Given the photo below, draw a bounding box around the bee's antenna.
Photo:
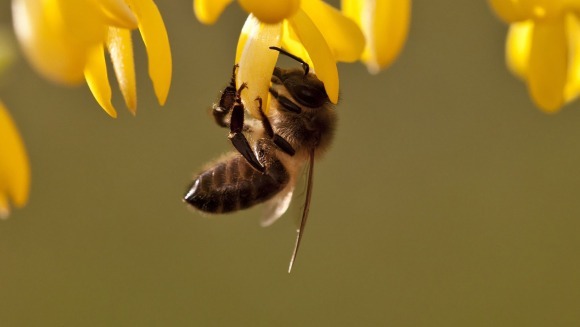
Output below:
[269,46,309,77]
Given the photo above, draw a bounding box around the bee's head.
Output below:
[268,46,330,109]
[272,67,329,109]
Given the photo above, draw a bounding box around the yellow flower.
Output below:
[489,0,580,113]
[342,0,411,74]
[12,0,172,117]
[0,101,30,219]
[194,0,365,117]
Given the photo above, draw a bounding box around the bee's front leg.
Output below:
[255,97,295,156]
[228,84,265,173]
[213,64,239,128]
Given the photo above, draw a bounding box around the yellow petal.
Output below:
[0,101,31,218]
[235,13,253,63]
[127,0,172,106]
[288,9,339,103]
[528,18,567,112]
[518,0,565,20]
[194,0,233,25]
[12,0,105,84]
[0,194,10,219]
[93,0,139,29]
[107,27,137,114]
[236,15,282,117]
[489,0,568,22]
[343,0,411,73]
[281,20,313,67]
[300,0,364,63]
[237,0,300,24]
[506,20,533,79]
[488,0,527,22]
[565,13,580,101]
[56,0,110,45]
[84,44,117,117]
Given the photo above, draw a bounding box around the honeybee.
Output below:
[183,47,337,272]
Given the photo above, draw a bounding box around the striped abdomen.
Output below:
[184,154,289,214]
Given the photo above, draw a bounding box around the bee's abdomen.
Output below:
[184,155,289,214]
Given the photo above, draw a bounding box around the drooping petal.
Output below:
[343,0,411,73]
[288,9,339,103]
[528,19,567,112]
[238,0,300,24]
[236,15,282,117]
[127,0,172,106]
[564,13,580,101]
[0,194,9,218]
[107,27,137,114]
[0,101,30,218]
[84,44,117,117]
[12,0,105,84]
[281,20,313,67]
[506,20,533,79]
[194,0,233,25]
[58,0,110,46]
[301,0,364,63]
[235,14,253,63]
[93,0,138,29]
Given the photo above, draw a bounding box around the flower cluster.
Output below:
[194,0,410,116]
[2,0,410,217]
[12,0,172,117]
[489,0,580,112]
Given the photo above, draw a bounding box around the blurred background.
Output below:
[1,1,580,326]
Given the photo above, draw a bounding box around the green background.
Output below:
[2,1,580,326]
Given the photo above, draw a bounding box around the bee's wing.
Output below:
[260,183,295,227]
[288,148,315,273]
[261,152,308,227]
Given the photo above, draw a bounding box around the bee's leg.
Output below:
[228,84,265,173]
[213,64,239,128]
[256,97,296,156]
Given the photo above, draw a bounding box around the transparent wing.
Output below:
[260,183,295,227]
[261,153,309,227]
[288,149,315,273]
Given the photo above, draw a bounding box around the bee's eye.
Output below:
[290,84,327,108]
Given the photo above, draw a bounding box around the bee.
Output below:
[183,47,337,272]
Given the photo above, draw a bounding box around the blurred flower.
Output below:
[194,0,364,117]
[0,28,16,73]
[342,0,411,74]
[12,0,172,117]
[0,101,30,219]
[489,0,580,113]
